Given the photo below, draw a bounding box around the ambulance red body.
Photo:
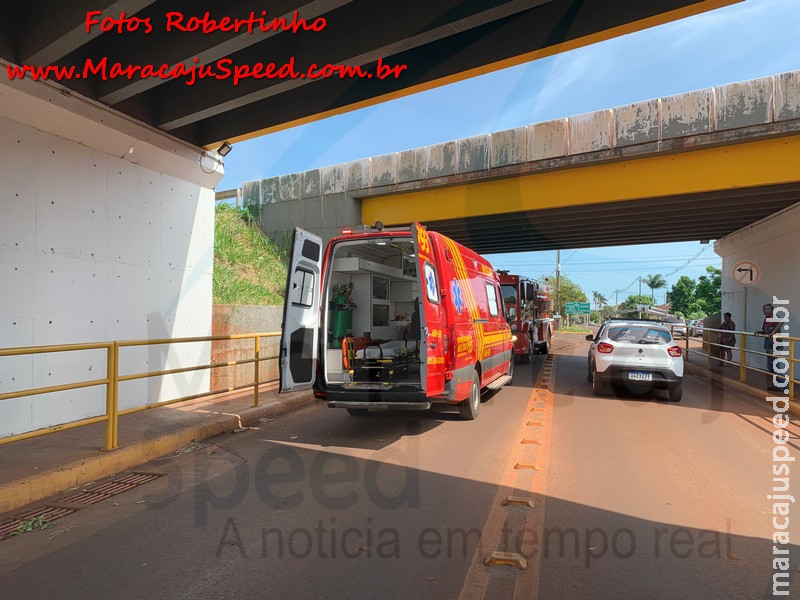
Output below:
[280,223,513,420]
[497,271,553,362]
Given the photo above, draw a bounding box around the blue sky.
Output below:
[216,0,800,305]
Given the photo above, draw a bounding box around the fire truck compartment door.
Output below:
[280,228,322,392]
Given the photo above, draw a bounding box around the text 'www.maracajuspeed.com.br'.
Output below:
[5,56,408,86]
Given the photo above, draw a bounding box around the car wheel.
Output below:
[586,368,593,383]
[346,408,368,416]
[458,370,481,420]
[668,384,683,402]
[591,369,606,396]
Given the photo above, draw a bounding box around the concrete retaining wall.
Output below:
[211,305,283,391]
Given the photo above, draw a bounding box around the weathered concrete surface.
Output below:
[491,127,526,167]
[662,88,713,139]
[615,99,660,147]
[715,76,773,131]
[569,109,613,154]
[371,153,396,187]
[397,148,426,183]
[426,141,457,178]
[211,304,282,390]
[775,70,800,121]
[457,134,489,174]
[528,118,568,161]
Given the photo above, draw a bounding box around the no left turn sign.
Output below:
[732,259,760,287]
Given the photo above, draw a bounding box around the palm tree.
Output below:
[643,274,667,302]
[592,291,607,311]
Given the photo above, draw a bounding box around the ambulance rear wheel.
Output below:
[458,371,481,420]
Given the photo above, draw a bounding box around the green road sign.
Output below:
[565,302,591,314]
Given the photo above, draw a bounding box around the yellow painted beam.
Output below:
[362,134,800,224]
[212,0,741,148]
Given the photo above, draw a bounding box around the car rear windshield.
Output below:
[607,326,671,344]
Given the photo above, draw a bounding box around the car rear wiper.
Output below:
[637,340,659,344]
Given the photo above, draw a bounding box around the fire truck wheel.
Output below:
[458,371,481,420]
[506,355,515,383]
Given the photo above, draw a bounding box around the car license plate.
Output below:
[628,371,652,382]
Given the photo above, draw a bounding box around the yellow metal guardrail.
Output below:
[670,325,798,402]
[0,332,280,451]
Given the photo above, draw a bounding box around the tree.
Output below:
[667,276,700,317]
[643,274,667,302]
[618,294,655,315]
[541,274,587,319]
[695,266,721,315]
[592,291,607,311]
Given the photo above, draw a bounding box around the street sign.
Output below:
[732,259,760,287]
[565,302,591,314]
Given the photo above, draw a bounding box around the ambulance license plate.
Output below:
[628,371,652,382]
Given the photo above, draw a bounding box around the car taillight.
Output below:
[597,342,614,354]
[668,346,682,357]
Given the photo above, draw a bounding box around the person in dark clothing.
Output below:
[755,303,783,392]
[717,312,736,366]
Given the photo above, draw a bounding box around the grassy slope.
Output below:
[213,204,287,305]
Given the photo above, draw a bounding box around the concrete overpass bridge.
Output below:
[249,70,800,254]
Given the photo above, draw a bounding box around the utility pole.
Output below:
[556,249,561,328]
[638,277,643,318]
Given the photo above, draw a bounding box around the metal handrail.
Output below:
[0,332,281,450]
[670,324,798,401]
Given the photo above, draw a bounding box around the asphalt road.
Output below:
[1,333,797,599]
[0,352,546,600]
[538,334,800,600]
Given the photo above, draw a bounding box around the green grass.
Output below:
[213,204,288,305]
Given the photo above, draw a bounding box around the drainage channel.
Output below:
[0,472,164,541]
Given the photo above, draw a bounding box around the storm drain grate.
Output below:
[0,506,77,540]
[15,506,76,522]
[79,472,164,500]
[114,472,163,486]
[83,481,138,496]
[0,472,165,541]
[0,519,24,540]
[60,490,112,505]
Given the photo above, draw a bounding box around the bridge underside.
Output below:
[0,0,738,147]
[421,183,800,254]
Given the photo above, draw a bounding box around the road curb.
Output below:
[684,362,800,417]
[0,391,315,515]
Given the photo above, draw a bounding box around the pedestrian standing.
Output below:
[717,312,736,366]
[755,303,782,392]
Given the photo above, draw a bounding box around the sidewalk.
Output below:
[0,384,314,516]
[681,336,799,415]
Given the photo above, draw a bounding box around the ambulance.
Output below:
[280,222,514,419]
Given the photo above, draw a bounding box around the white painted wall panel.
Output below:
[0,113,215,438]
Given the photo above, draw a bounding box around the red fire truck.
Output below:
[497,271,553,362]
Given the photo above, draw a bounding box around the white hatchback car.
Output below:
[586,319,684,401]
